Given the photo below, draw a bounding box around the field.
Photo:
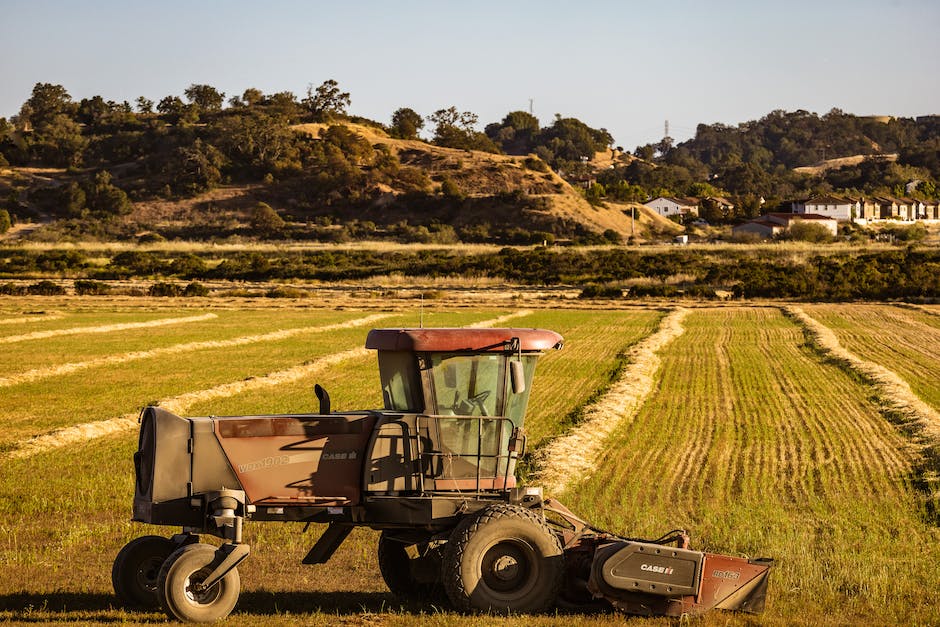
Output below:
[1,298,938,625]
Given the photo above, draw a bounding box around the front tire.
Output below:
[442,504,564,613]
[112,535,175,608]
[378,532,443,600]
[157,543,240,623]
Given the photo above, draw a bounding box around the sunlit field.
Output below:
[1,298,937,625]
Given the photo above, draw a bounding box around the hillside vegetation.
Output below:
[2,81,938,244]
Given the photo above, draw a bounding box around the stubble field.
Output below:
[0,297,938,626]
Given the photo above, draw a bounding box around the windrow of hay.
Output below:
[4,348,368,460]
[3,311,531,460]
[0,312,395,389]
[0,313,217,344]
[474,310,533,327]
[784,306,940,445]
[534,307,689,494]
[0,313,64,326]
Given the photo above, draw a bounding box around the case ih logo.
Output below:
[641,563,674,575]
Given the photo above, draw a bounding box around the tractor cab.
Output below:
[364,328,563,496]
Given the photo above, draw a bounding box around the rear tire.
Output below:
[111,535,175,609]
[157,543,240,623]
[442,504,564,613]
[378,532,444,600]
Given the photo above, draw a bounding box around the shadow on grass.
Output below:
[0,590,438,621]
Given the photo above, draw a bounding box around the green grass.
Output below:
[806,303,940,412]
[564,308,940,624]
[1,301,938,625]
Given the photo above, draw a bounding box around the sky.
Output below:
[2,0,938,149]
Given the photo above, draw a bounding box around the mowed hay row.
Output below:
[0,312,217,345]
[804,304,940,412]
[535,307,687,493]
[0,311,396,389]
[563,308,940,624]
[0,309,507,452]
[516,308,664,446]
[0,307,371,375]
[0,312,65,326]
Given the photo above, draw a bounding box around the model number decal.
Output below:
[238,456,289,473]
[712,569,741,580]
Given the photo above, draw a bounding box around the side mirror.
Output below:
[510,360,526,395]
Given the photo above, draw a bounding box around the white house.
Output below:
[643,197,699,218]
[792,195,859,221]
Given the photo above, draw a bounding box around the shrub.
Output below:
[440,177,465,201]
[250,202,285,236]
[0,209,11,234]
[579,284,623,299]
[148,282,182,297]
[0,282,26,295]
[74,280,111,295]
[786,222,833,243]
[523,157,549,172]
[183,281,210,297]
[265,286,307,298]
[27,280,66,295]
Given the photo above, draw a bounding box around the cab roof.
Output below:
[365,328,564,353]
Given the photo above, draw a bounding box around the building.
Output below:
[792,196,859,221]
[733,213,838,239]
[643,196,699,218]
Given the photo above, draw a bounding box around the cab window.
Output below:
[429,353,503,416]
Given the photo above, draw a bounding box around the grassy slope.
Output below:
[564,308,940,624]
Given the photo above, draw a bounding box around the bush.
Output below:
[0,282,26,295]
[250,202,285,236]
[786,222,833,243]
[523,157,549,172]
[74,279,111,295]
[27,280,66,295]
[183,281,210,297]
[440,177,465,201]
[0,209,11,234]
[265,286,307,298]
[148,282,182,297]
[579,283,623,299]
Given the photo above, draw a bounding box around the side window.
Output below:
[377,352,421,411]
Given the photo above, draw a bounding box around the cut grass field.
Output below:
[563,308,940,624]
[1,299,938,625]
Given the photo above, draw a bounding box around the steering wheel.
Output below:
[467,390,490,415]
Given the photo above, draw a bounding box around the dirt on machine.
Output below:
[113,326,772,622]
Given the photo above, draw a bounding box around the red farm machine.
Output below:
[114,327,771,622]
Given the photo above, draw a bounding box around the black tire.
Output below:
[157,543,240,623]
[378,532,444,600]
[111,535,175,609]
[442,504,564,613]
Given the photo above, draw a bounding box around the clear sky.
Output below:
[2,0,938,149]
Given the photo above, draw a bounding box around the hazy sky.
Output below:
[2,0,938,149]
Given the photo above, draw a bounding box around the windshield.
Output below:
[429,353,503,417]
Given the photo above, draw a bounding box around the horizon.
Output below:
[2,0,938,150]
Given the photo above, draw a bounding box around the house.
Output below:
[644,196,699,218]
[733,213,838,239]
[792,195,859,221]
[731,218,785,238]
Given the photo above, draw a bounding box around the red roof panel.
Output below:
[365,328,564,352]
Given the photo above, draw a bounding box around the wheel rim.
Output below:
[183,568,222,606]
[133,555,164,594]
[480,540,537,595]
